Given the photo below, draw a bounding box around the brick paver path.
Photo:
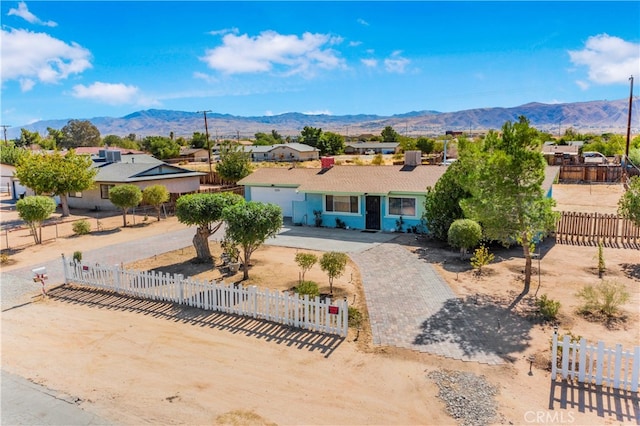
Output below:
[351,243,522,365]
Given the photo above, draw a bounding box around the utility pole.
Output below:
[625,75,634,165]
[197,110,213,174]
[0,125,10,145]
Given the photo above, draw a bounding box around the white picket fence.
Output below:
[551,333,640,392]
[61,256,348,337]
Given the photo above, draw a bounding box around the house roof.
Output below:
[345,142,399,149]
[541,145,579,155]
[179,148,209,156]
[238,165,447,195]
[72,147,145,155]
[246,143,318,154]
[95,162,205,183]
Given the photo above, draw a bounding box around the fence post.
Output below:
[61,254,69,284]
[613,344,623,389]
[177,274,184,305]
[561,335,570,379]
[342,297,348,337]
[551,331,558,378]
[251,286,258,318]
[632,347,640,392]
[578,338,587,383]
[595,341,605,386]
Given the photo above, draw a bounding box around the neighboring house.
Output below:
[541,143,580,165]
[344,142,399,155]
[238,155,446,232]
[0,163,26,200]
[178,147,210,162]
[67,150,205,211]
[246,143,319,162]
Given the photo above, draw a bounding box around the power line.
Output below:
[196,110,213,174]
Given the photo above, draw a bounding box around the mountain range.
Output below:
[8,98,636,140]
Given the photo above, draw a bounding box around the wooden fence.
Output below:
[62,256,348,337]
[559,164,640,183]
[555,211,640,246]
[552,334,640,392]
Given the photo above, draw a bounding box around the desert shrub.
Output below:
[370,154,384,165]
[0,252,9,264]
[448,219,482,258]
[577,280,630,318]
[470,245,494,274]
[72,219,91,235]
[295,280,320,298]
[537,294,560,320]
[348,306,363,329]
[335,218,346,229]
[72,250,82,263]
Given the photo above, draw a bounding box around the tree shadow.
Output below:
[147,258,214,277]
[548,379,640,424]
[620,263,640,280]
[412,294,535,362]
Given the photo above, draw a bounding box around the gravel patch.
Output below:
[427,369,500,426]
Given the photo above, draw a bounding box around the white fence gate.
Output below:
[62,256,348,337]
[551,333,640,392]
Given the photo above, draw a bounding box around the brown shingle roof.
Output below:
[238,165,447,195]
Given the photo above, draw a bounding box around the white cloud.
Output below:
[200,30,346,76]
[1,28,91,90]
[384,51,410,73]
[349,41,362,47]
[568,34,640,85]
[361,58,378,68]
[71,82,142,105]
[208,27,239,36]
[7,1,57,27]
[303,109,332,115]
[357,18,369,26]
[576,80,590,90]
[193,71,219,84]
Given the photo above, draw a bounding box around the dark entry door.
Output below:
[365,196,381,230]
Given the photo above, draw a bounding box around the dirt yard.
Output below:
[1,184,639,425]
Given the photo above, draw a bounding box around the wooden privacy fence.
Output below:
[555,211,640,246]
[552,333,640,392]
[61,256,348,337]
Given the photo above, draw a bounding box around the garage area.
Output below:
[248,186,304,217]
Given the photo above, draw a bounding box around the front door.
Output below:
[365,196,381,230]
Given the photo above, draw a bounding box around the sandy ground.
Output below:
[1,184,639,425]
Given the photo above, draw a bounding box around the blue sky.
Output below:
[1,1,639,127]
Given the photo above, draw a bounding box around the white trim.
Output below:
[323,194,361,215]
[385,196,418,218]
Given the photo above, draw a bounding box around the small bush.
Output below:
[470,245,494,274]
[537,294,560,320]
[348,306,363,329]
[0,252,9,264]
[577,280,630,318]
[295,280,320,298]
[72,250,82,263]
[72,219,91,235]
[335,218,347,229]
[370,153,384,165]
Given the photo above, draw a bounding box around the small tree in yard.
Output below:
[16,196,56,244]
[470,245,495,275]
[577,280,630,319]
[319,251,348,294]
[448,219,482,259]
[176,192,244,262]
[109,184,143,227]
[295,252,318,283]
[222,201,283,280]
[216,142,251,184]
[618,176,640,226]
[142,185,169,221]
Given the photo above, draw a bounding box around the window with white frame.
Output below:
[388,197,416,216]
[68,192,82,198]
[325,195,359,214]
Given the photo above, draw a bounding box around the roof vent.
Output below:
[321,156,335,170]
[404,150,421,166]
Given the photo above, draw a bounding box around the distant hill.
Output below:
[8,98,635,140]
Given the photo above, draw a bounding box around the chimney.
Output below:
[404,150,421,166]
[321,156,335,170]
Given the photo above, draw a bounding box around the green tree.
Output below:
[459,116,558,291]
[317,131,345,156]
[103,134,123,148]
[416,137,435,154]
[254,132,278,146]
[295,252,318,282]
[300,126,322,148]
[46,127,65,149]
[142,185,170,221]
[18,129,42,147]
[142,136,180,159]
[16,195,56,244]
[618,176,640,226]
[448,219,482,259]
[109,184,143,227]
[191,132,208,149]
[423,160,470,241]
[216,142,251,183]
[175,192,244,262]
[61,119,101,148]
[319,251,348,294]
[15,150,97,217]
[0,145,28,166]
[381,126,399,142]
[222,201,283,280]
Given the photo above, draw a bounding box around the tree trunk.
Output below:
[522,235,532,293]
[59,194,70,217]
[192,227,212,262]
[155,206,161,221]
[122,209,128,227]
[242,246,250,280]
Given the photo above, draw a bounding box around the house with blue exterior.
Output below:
[238,155,447,232]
